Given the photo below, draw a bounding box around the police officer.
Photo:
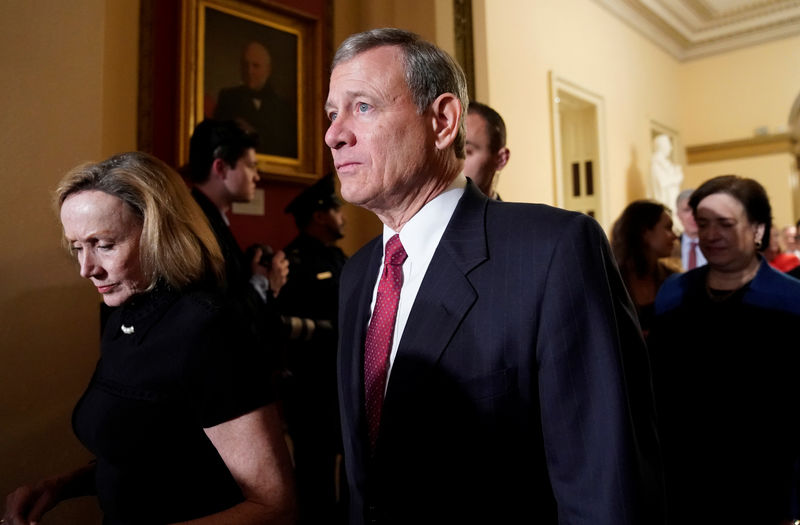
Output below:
[279,173,347,524]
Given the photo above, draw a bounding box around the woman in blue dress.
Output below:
[649,174,800,524]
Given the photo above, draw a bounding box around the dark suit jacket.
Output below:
[338,181,663,525]
[214,84,297,158]
[192,188,283,373]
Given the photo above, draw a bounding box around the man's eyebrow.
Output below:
[325,89,373,111]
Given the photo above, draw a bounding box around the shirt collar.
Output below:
[380,175,467,262]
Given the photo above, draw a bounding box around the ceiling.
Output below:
[592,0,800,60]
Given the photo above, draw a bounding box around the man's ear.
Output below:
[494,147,510,171]
[211,158,229,180]
[430,93,462,151]
[311,209,327,225]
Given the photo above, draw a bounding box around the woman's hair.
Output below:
[612,199,670,277]
[689,174,772,252]
[332,27,469,159]
[55,151,224,290]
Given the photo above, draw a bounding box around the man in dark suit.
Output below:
[672,188,706,270]
[187,118,289,374]
[214,41,297,158]
[325,28,663,525]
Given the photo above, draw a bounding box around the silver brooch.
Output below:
[121,324,135,335]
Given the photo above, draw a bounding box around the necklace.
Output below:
[704,280,748,302]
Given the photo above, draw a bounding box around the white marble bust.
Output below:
[651,134,683,215]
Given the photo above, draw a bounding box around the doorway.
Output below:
[549,73,607,227]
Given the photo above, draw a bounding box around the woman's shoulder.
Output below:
[658,257,682,278]
[176,287,223,312]
[748,261,800,316]
[127,286,231,344]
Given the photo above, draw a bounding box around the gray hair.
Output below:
[676,188,694,207]
[332,28,469,158]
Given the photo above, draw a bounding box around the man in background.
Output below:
[674,188,706,270]
[463,101,510,200]
[214,41,298,158]
[780,224,800,258]
[188,118,289,373]
[279,173,348,525]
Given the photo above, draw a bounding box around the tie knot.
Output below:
[385,234,407,266]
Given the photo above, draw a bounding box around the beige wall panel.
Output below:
[480,0,681,230]
[678,35,800,145]
[332,0,438,47]
[678,35,800,226]
[0,1,139,523]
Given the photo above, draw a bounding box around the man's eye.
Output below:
[329,111,338,121]
[358,103,369,113]
[98,244,114,251]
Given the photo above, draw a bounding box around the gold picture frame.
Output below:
[180,0,323,182]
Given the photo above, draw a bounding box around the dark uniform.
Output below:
[279,174,348,524]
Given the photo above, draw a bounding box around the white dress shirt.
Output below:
[368,175,467,385]
[681,233,707,270]
[215,204,271,301]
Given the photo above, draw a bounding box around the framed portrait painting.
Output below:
[180,0,323,181]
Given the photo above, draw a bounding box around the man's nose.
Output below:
[325,116,353,150]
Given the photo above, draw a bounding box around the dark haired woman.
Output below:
[611,199,679,335]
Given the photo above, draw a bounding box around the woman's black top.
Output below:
[648,261,800,524]
[72,287,274,524]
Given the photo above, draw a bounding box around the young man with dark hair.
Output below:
[463,101,510,200]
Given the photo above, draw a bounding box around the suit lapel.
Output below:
[383,181,489,408]
[339,237,382,450]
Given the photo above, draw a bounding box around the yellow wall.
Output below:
[475,0,799,231]
[678,35,800,145]
[0,1,138,523]
[678,35,800,228]
[477,0,682,230]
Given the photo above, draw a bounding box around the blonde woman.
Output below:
[3,152,294,525]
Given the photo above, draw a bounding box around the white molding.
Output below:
[592,0,800,61]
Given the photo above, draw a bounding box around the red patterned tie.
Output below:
[688,240,698,270]
[364,234,407,451]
